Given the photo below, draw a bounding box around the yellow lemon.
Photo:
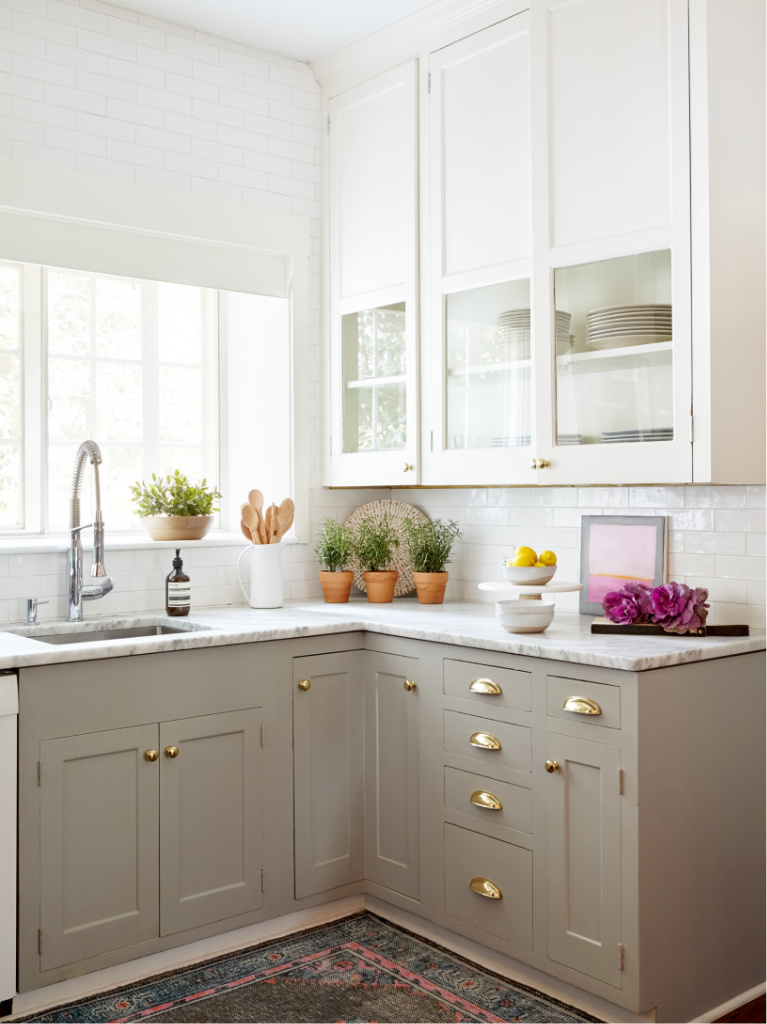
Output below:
[539,550,557,566]
[533,561,546,567]
[514,545,538,562]
[511,551,537,567]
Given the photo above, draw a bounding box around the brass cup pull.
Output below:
[144,749,159,762]
[403,679,417,691]
[545,759,560,773]
[470,877,503,900]
[297,679,311,691]
[164,746,179,759]
[469,678,502,695]
[563,696,602,716]
[470,789,503,811]
[469,731,501,751]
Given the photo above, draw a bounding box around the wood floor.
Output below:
[713,993,766,1023]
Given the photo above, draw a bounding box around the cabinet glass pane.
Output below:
[555,250,672,446]
[446,280,531,450]
[342,303,406,453]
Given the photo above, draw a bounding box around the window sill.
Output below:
[0,532,304,556]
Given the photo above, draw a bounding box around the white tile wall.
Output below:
[0,2,764,633]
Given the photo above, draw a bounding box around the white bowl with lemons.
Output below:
[501,546,557,586]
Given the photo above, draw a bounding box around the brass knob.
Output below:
[144,749,159,762]
[298,679,311,691]
[403,462,414,472]
[545,759,560,773]
[530,457,551,469]
[164,746,179,758]
[403,679,417,691]
[530,457,538,470]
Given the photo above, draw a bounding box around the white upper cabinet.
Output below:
[320,0,765,487]
[326,62,419,486]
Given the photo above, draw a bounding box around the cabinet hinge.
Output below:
[430,429,434,453]
[37,761,42,786]
[689,413,694,443]
[38,928,43,955]
[427,71,431,94]
[260,723,264,747]
[261,868,265,893]
[618,942,625,971]
[326,115,330,135]
[617,768,624,795]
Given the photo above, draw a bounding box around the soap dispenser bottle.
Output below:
[166,549,190,616]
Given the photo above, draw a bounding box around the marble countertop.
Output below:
[0,600,763,673]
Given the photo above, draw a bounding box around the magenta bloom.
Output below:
[652,583,710,633]
[602,581,652,625]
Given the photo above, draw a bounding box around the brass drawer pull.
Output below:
[470,877,503,900]
[144,749,159,762]
[563,696,602,716]
[403,679,417,691]
[469,678,502,695]
[297,679,311,691]
[470,789,503,811]
[469,731,501,751]
[164,746,179,758]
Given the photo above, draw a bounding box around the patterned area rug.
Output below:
[16,912,600,1023]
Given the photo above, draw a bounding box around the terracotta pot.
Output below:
[140,515,213,541]
[363,570,398,603]
[413,571,449,604]
[319,570,354,603]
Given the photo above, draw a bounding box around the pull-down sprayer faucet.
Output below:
[67,440,114,621]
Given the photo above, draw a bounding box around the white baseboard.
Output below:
[690,981,766,1023]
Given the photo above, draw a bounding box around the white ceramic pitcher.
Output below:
[237,543,284,608]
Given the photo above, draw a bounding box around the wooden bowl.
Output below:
[140,515,213,541]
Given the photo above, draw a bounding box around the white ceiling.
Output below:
[107,0,441,63]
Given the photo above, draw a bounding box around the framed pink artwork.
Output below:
[579,515,667,615]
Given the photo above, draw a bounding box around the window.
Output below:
[1,261,218,533]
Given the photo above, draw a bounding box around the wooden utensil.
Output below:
[275,498,294,541]
[241,503,260,544]
[248,489,268,544]
[265,503,280,543]
[240,519,254,544]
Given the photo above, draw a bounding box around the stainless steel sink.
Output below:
[28,624,207,645]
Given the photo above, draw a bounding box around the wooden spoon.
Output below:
[241,503,260,544]
[240,519,254,544]
[264,503,280,543]
[248,489,268,544]
[275,498,294,541]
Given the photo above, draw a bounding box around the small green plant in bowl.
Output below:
[314,518,355,602]
[404,517,461,604]
[130,471,222,540]
[353,515,400,603]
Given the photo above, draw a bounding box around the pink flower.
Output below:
[652,583,710,633]
[603,581,652,625]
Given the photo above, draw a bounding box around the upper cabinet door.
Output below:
[326,62,419,486]
[529,0,693,484]
[423,14,537,486]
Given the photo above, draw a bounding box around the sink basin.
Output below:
[32,624,199,645]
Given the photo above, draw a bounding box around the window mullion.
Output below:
[23,264,43,533]
[201,289,220,497]
[142,281,160,481]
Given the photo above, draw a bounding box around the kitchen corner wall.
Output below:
[0,2,765,631]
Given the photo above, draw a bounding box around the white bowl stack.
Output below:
[586,303,672,350]
[495,599,556,634]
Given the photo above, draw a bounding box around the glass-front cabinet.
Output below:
[326,63,419,486]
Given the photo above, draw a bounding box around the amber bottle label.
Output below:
[167,582,190,608]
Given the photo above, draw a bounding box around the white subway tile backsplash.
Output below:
[715,509,767,533]
[684,532,746,556]
[684,486,747,509]
[78,26,135,61]
[628,486,686,508]
[136,83,192,115]
[715,555,765,582]
[47,0,108,33]
[137,45,192,76]
[108,14,164,49]
[747,486,766,508]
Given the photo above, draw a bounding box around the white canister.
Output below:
[237,543,284,608]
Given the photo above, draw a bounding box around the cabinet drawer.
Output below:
[444,710,531,774]
[546,676,621,731]
[444,823,532,950]
[444,767,532,835]
[444,659,531,713]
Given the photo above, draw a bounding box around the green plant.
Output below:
[404,517,461,573]
[314,518,354,572]
[354,515,400,572]
[129,471,221,517]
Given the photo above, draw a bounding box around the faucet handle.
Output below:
[70,523,93,535]
[26,598,49,625]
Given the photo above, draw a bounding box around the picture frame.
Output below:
[579,515,667,615]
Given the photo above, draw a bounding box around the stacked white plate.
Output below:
[602,427,674,444]
[491,435,531,447]
[586,304,672,350]
[496,309,573,358]
[556,433,583,446]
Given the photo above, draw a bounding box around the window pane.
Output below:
[48,358,90,440]
[0,447,21,528]
[48,271,91,356]
[95,278,141,360]
[159,366,202,444]
[0,266,20,350]
[159,283,202,364]
[102,446,142,529]
[160,448,203,481]
[47,443,77,532]
[0,354,20,439]
[96,362,142,442]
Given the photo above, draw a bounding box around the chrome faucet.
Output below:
[67,440,114,621]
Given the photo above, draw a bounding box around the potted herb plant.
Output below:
[353,515,400,603]
[404,517,461,604]
[130,471,222,541]
[314,518,355,602]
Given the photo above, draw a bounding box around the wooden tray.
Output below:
[591,622,750,637]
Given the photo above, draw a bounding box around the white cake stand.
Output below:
[478,580,583,601]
